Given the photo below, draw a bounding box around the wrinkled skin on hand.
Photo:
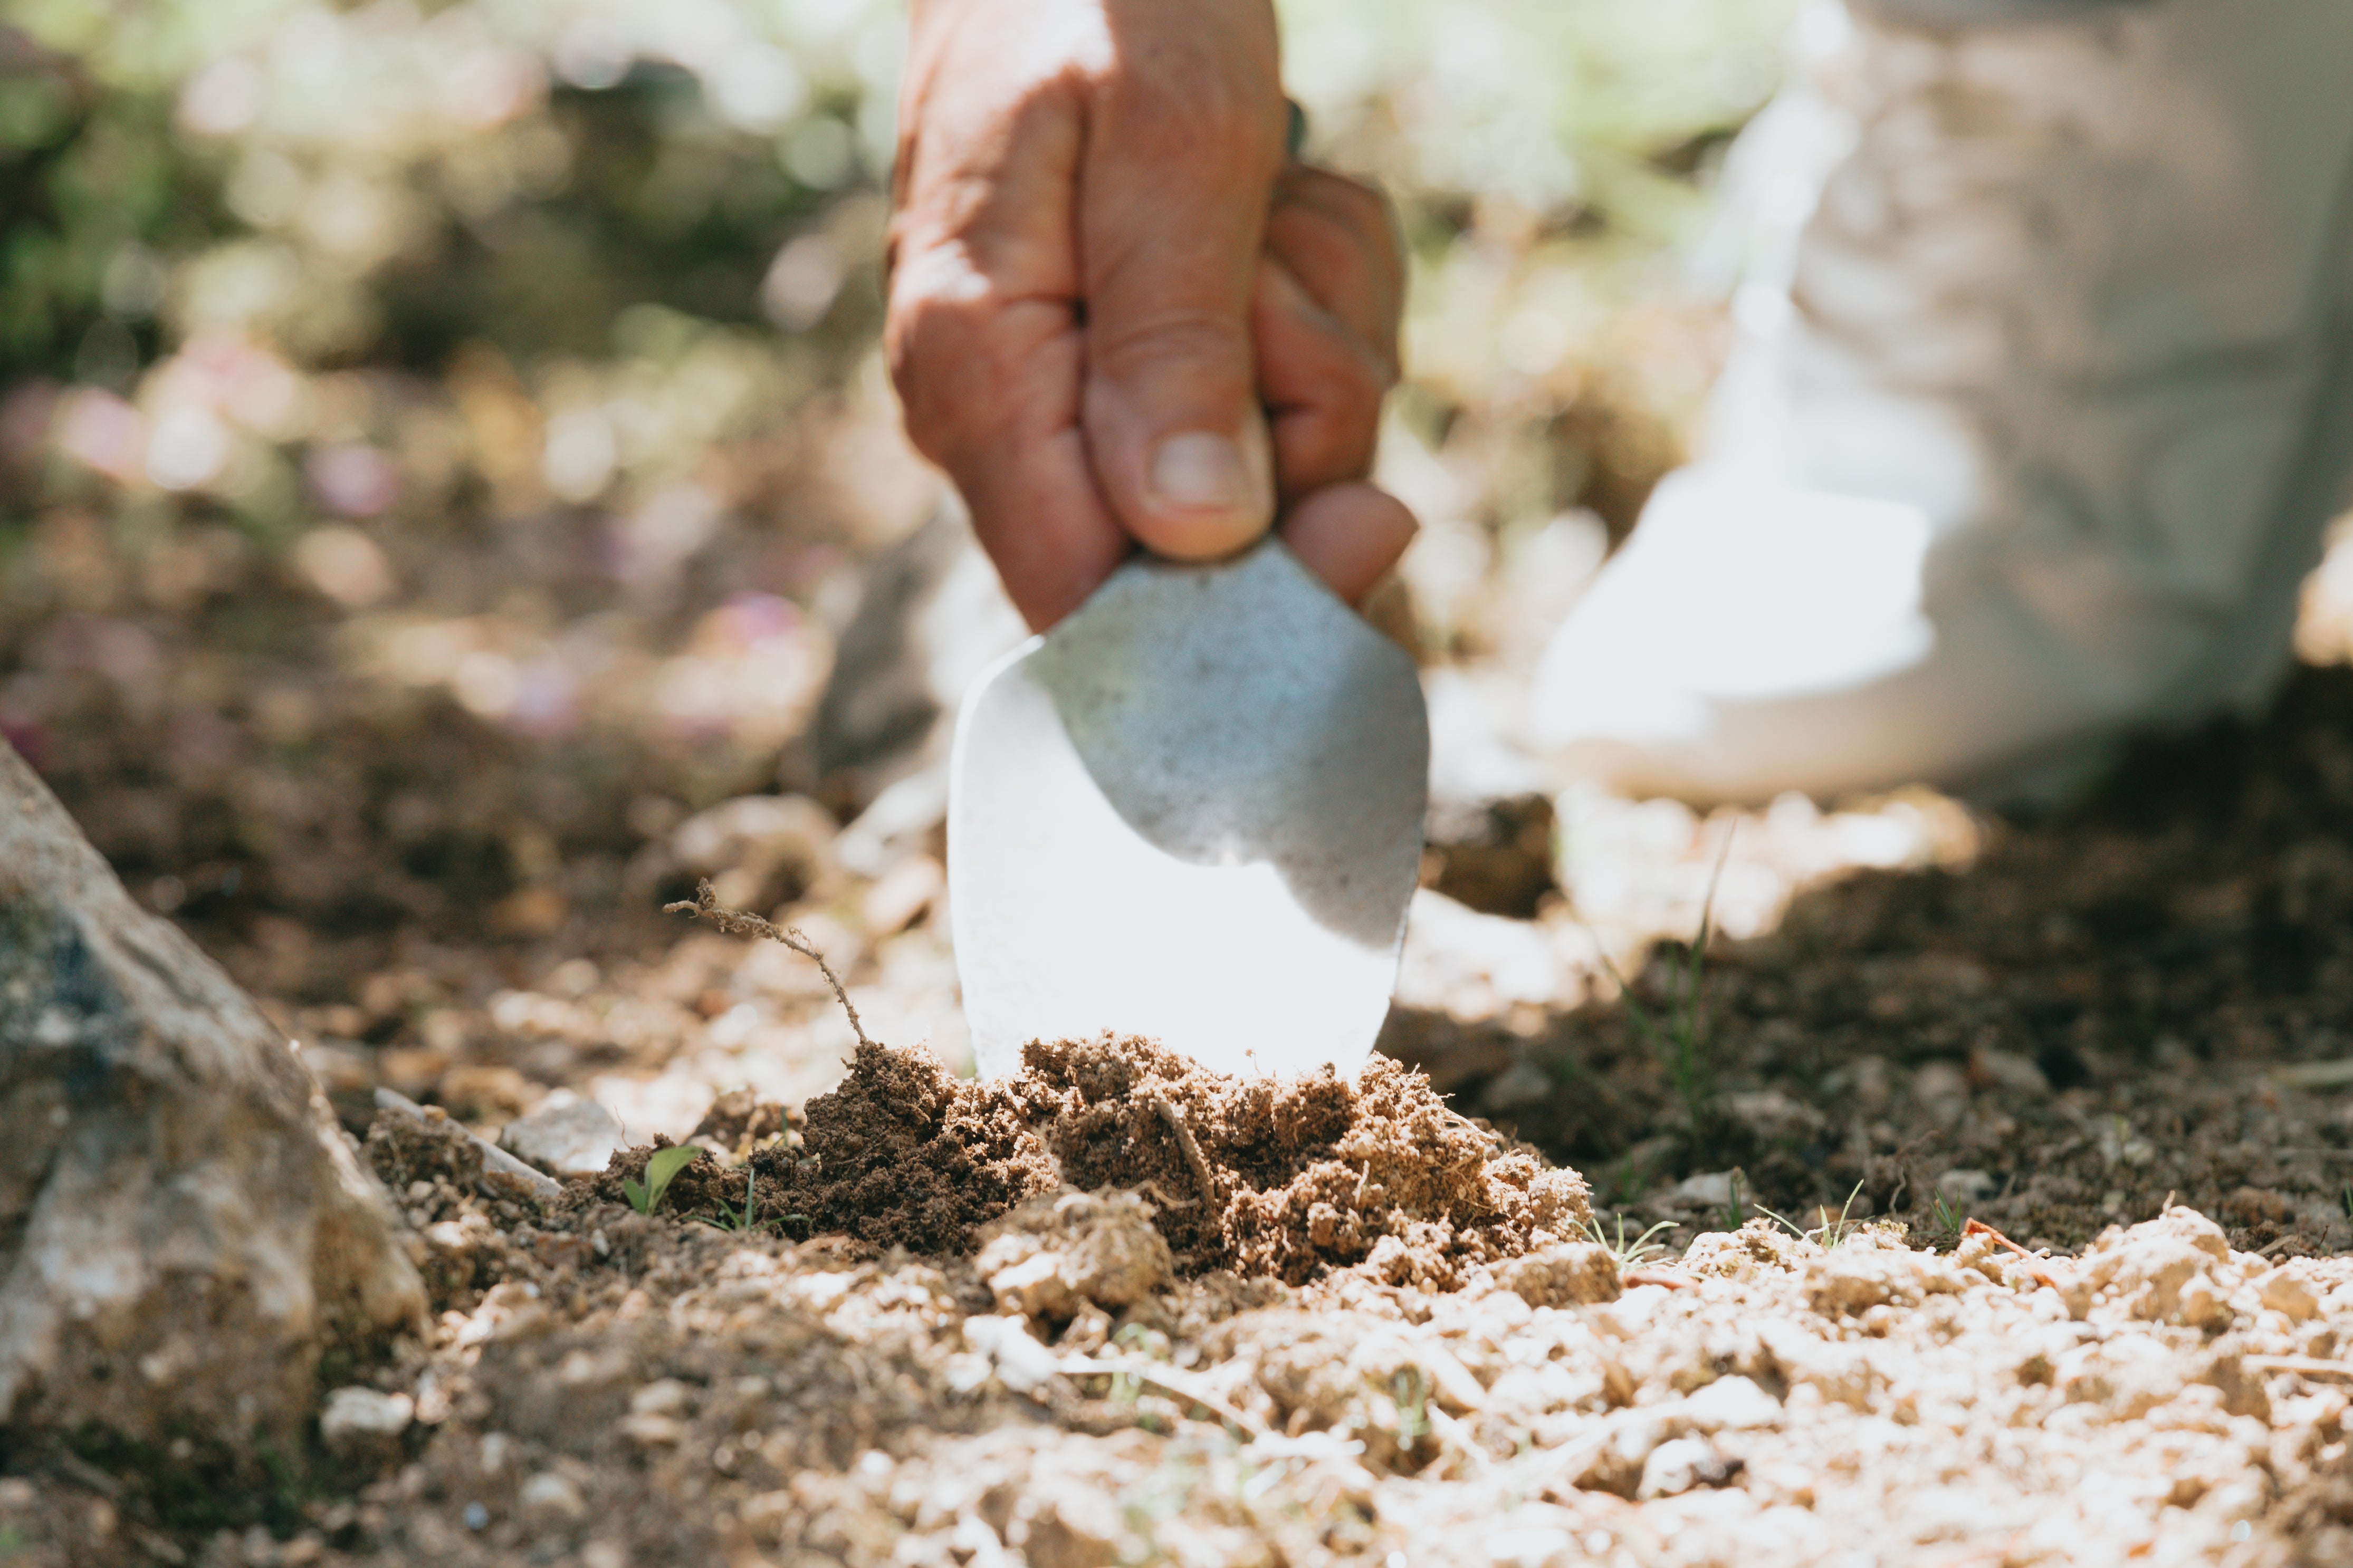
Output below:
[888,0,1416,629]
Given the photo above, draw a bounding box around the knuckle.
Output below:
[1091,307,1252,382]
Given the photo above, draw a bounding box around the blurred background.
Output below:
[7,0,2264,1172]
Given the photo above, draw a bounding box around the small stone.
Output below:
[973,1191,1172,1320]
[619,1413,686,1447]
[499,1096,628,1179]
[2261,1268,2321,1322]
[1637,1436,1738,1499]
[1683,1374,1781,1432]
[1572,1409,1675,1498]
[1912,1062,1970,1126]
[1936,1168,1997,1204]
[984,1252,1072,1319]
[1010,1476,1122,1568]
[2075,1208,2235,1327]
[317,1387,413,1459]
[629,1379,690,1417]
[519,1471,588,1526]
[962,1314,1061,1396]
[1491,1243,1621,1309]
[1665,1170,1736,1209]
[1966,1046,2050,1096]
[1723,1090,1824,1141]
[862,853,944,936]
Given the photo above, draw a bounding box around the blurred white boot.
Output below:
[1531,0,2353,803]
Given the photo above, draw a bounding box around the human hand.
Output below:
[887,0,1415,629]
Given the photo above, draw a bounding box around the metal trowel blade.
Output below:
[949,536,1429,1080]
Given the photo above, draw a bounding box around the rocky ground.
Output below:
[15,562,2353,1564]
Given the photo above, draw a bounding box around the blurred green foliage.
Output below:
[2,0,1789,389]
[0,0,1792,768]
[0,0,1794,978]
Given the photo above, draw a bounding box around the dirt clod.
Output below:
[717,1034,1591,1286]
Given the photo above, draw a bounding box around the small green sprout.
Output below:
[1756,1179,1869,1249]
[697,1173,765,1233]
[1931,1191,1965,1240]
[1719,1170,1746,1234]
[1581,1211,1677,1267]
[1392,1367,1430,1447]
[1594,828,1735,1132]
[624,1145,701,1216]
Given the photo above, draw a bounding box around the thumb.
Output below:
[1078,24,1284,560]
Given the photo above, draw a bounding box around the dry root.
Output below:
[665,878,873,1048]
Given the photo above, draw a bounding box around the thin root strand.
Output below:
[665,878,874,1049]
[1155,1096,1219,1207]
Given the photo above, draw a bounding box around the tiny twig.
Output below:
[2245,1355,2353,1382]
[1133,1178,1197,1211]
[1441,1105,1502,1146]
[374,1087,562,1201]
[1961,1219,2062,1289]
[665,879,873,1049]
[1621,1268,1695,1292]
[1055,1355,1266,1436]
[1960,1218,2035,1259]
[1156,1097,1218,1206]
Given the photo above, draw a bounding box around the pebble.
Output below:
[962,1314,1061,1395]
[519,1471,587,1526]
[2259,1267,2320,1322]
[1684,1375,1783,1432]
[630,1379,689,1417]
[318,1388,413,1459]
[499,1095,628,1179]
[1637,1436,1735,1499]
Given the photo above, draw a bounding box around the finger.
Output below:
[887,25,1130,630]
[1279,481,1418,607]
[887,246,1128,629]
[1265,165,1405,375]
[1252,253,1391,498]
[1078,2,1286,561]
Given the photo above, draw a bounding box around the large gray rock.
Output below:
[0,739,425,1451]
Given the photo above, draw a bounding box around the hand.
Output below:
[887,0,1415,629]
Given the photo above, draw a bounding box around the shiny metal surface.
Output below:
[950,537,1429,1079]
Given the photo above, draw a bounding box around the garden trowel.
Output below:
[950,536,1428,1080]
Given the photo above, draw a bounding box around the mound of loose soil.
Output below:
[575,1034,1591,1291]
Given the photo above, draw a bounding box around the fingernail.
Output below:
[1147,432,1260,517]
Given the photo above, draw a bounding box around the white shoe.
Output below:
[1532,0,2353,803]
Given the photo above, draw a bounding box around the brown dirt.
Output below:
[575,1032,1590,1290]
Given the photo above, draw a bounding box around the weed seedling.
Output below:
[1392,1367,1430,1447]
[1756,1180,1869,1249]
[698,1174,766,1233]
[1581,1212,1677,1267]
[1931,1191,1965,1242]
[624,1145,701,1216]
[1594,827,1735,1132]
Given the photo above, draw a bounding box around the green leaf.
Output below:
[630,1146,702,1216]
